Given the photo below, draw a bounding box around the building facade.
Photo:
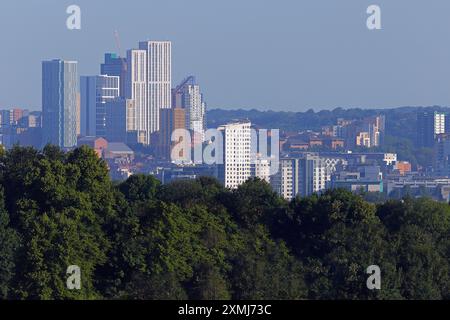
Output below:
[80,75,120,137]
[42,59,78,148]
[159,107,186,160]
[272,154,328,200]
[218,121,252,189]
[138,41,172,142]
[417,111,446,148]
[126,49,148,143]
[173,76,207,143]
[105,98,133,143]
[101,53,127,98]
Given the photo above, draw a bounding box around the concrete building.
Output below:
[434,133,450,177]
[386,178,450,201]
[417,111,446,148]
[331,166,383,193]
[126,49,148,144]
[159,107,186,160]
[272,154,328,200]
[135,41,172,143]
[251,156,271,183]
[172,76,206,143]
[356,132,371,148]
[218,121,252,189]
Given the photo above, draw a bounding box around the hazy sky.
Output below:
[1,0,450,111]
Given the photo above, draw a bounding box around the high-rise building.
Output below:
[272,154,328,200]
[417,111,446,148]
[76,93,81,136]
[105,98,134,143]
[138,41,172,136]
[80,75,120,137]
[172,76,207,143]
[124,41,172,145]
[218,121,252,189]
[368,115,385,147]
[42,59,78,148]
[126,49,148,144]
[251,156,271,183]
[434,133,450,177]
[0,110,11,128]
[101,53,127,98]
[159,107,186,160]
[271,158,299,201]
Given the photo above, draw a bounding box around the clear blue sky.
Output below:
[1,0,450,111]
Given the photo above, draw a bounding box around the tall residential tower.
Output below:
[173,76,207,142]
[42,59,78,148]
[126,49,148,144]
[139,41,172,140]
[218,121,252,189]
[417,111,446,148]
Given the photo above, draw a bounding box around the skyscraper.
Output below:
[42,59,78,148]
[80,75,120,137]
[218,121,252,189]
[101,53,127,98]
[417,111,446,148]
[105,98,134,143]
[173,76,207,143]
[138,41,172,138]
[126,49,148,144]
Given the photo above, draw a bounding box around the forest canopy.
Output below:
[0,145,449,300]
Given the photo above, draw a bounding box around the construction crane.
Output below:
[113,30,127,73]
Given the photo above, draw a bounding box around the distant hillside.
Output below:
[207,106,450,142]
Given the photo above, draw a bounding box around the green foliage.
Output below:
[286,189,401,299]
[0,187,19,299]
[223,178,287,228]
[0,146,110,299]
[377,198,450,299]
[229,226,307,300]
[0,145,450,300]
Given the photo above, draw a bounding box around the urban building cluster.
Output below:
[281,115,385,153]
[1,40,207,179]
[3,40,450,202]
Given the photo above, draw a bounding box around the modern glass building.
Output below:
[101,53,127,98]
[42,59,78,148]
[80,75,120,137]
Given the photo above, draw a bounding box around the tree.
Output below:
[0,146,111,299]
[0,187,19,299]
[287,189,401,299]
[119,174,160,204]
[223,178,287,228]
[228,226,307,300]
[377,198,450,299]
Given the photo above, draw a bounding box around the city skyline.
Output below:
[3,0,450,111]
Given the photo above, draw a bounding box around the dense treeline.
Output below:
[0,145,450,300]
